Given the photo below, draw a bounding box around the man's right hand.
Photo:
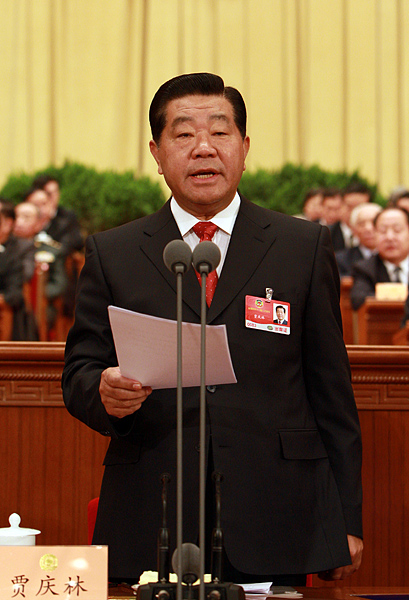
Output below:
[99,366,152,418]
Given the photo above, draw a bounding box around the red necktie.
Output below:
[192,221,218,306]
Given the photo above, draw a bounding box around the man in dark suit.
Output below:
[273,305,288,325]
[336,202,381,277]
[32,175,83,257]
[329,184,372,253]
[350,206,409,310]
[62,73,363,585]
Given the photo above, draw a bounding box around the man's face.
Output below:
[376,209,409,264]
[322,196,342,225]
[44,180,60,211]
[149,94,250,219]
[14,203,41,238]
[353,204,380,251]
[276,307,285,321]
[304,194,322,221]
[343,192,370,224]
[0,215,14,244]
[27,189,54,222]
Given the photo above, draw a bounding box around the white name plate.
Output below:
[0,545,108,599]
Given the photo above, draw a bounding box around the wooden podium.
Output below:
[356,298,405,344]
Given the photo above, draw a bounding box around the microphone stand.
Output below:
[198,267,208,600]
[175,261,186,600]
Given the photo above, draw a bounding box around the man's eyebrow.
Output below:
[171,116,194,129]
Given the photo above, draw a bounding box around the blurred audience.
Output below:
[320,188,343,228]
[32,175,83,257]
[350,206,409,310]
[336,203,381,276]
[294,188,323,222]
[328,183,372,252]
[0,200,27,339]
[387,188,409,213]
[14,200,68,335]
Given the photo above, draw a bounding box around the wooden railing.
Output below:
[1,342,409,585]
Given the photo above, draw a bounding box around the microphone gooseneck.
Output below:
[157,473,171,583]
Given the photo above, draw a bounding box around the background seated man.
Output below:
[336,202,381,277]
[293,188,323,222]
[15,199,68,337]
[32,175,84,257]
[328,183,372,253]
[0,200,26,339]
[350,206,409,310]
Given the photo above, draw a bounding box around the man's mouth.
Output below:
[190,170,218,180]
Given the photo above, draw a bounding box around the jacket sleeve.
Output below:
[62,234,135,437]
[302,225,363,538]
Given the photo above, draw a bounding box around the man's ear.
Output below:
[149,140,163,175]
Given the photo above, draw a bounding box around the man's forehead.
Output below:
[377,211,408,227]
[167,94,233,121]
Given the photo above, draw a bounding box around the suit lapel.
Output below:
[140,201,202,318]
[207,198,277,322]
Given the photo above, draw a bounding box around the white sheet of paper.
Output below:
[108,306,237,389]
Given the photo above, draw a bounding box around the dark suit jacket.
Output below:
[62,198,362,579]
[328,221,346,252]
[350,254,391,310]
[45,206,84,256]
[0,235,24,308]
[273,319,288,325]
[336,246,366,277]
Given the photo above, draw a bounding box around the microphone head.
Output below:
[163,240,192,274]
[192,240,221,274]
[171,542,200,585]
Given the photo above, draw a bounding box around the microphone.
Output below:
[163,240,192,275]
[192,241,221,275]
[172,542,201,585]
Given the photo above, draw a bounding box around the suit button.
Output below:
[206,385,217,393]
[195,444,201,452]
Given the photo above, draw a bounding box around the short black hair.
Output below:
[0,199,16,221]
[374,206,409,227]
[32,174,59,190]
[276,305,286,312]
[303,188,323,208]
[322,187,341,201]
[149,72,247,144]
[342,182,372,200]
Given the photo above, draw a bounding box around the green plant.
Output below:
[239,163,385,214]
[0,161,166,234]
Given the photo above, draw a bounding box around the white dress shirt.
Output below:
[170,193,241,276]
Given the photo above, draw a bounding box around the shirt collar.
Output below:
[170,193,241,237]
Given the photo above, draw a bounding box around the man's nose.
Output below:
[192,133,217,157]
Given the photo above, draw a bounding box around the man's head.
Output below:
[0,200,16,244]
[342,183,372,225]
[25,187,54,224]
[276,306,286,321]
[349,202,381,251]
[149,73,247,144]
[302,188,323,221]
[374,207,409,265]
[149,73,250,219]
[32,174,60,212]
[14,202,42,239]
[321,188,342,225]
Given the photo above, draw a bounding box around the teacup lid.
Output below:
[0,513,41,537]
